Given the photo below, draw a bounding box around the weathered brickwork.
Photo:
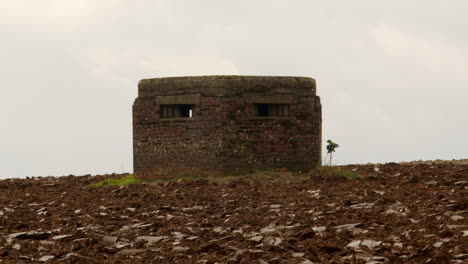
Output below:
[133,76,321,179]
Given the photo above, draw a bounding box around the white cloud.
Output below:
[370,23,468,85]
[78,47,239,84]
[0,0,95,30]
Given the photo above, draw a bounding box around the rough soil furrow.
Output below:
[0,162,467,263]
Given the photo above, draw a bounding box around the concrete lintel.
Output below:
[156,94,200,105]
[243,93,297,104]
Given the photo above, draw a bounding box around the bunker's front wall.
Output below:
[133,95,321,179]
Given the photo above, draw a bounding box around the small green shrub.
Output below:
[325,139,339,166]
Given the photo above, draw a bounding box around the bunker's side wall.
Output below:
[133,92,321,179]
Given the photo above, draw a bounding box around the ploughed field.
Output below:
[0,161,467,263]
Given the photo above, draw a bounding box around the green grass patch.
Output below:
[89,167,360,187]
[341,169,361,179]
[309,166,361,180]
[145,170,310,185]
[89,174,152,187]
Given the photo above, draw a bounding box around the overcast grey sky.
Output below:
[1,0,467,178]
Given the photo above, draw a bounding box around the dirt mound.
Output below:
[398,159,468,165]
[0,162,466,263]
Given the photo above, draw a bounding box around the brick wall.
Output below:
[133,76,322,179]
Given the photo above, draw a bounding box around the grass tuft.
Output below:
[89,174,152,187]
